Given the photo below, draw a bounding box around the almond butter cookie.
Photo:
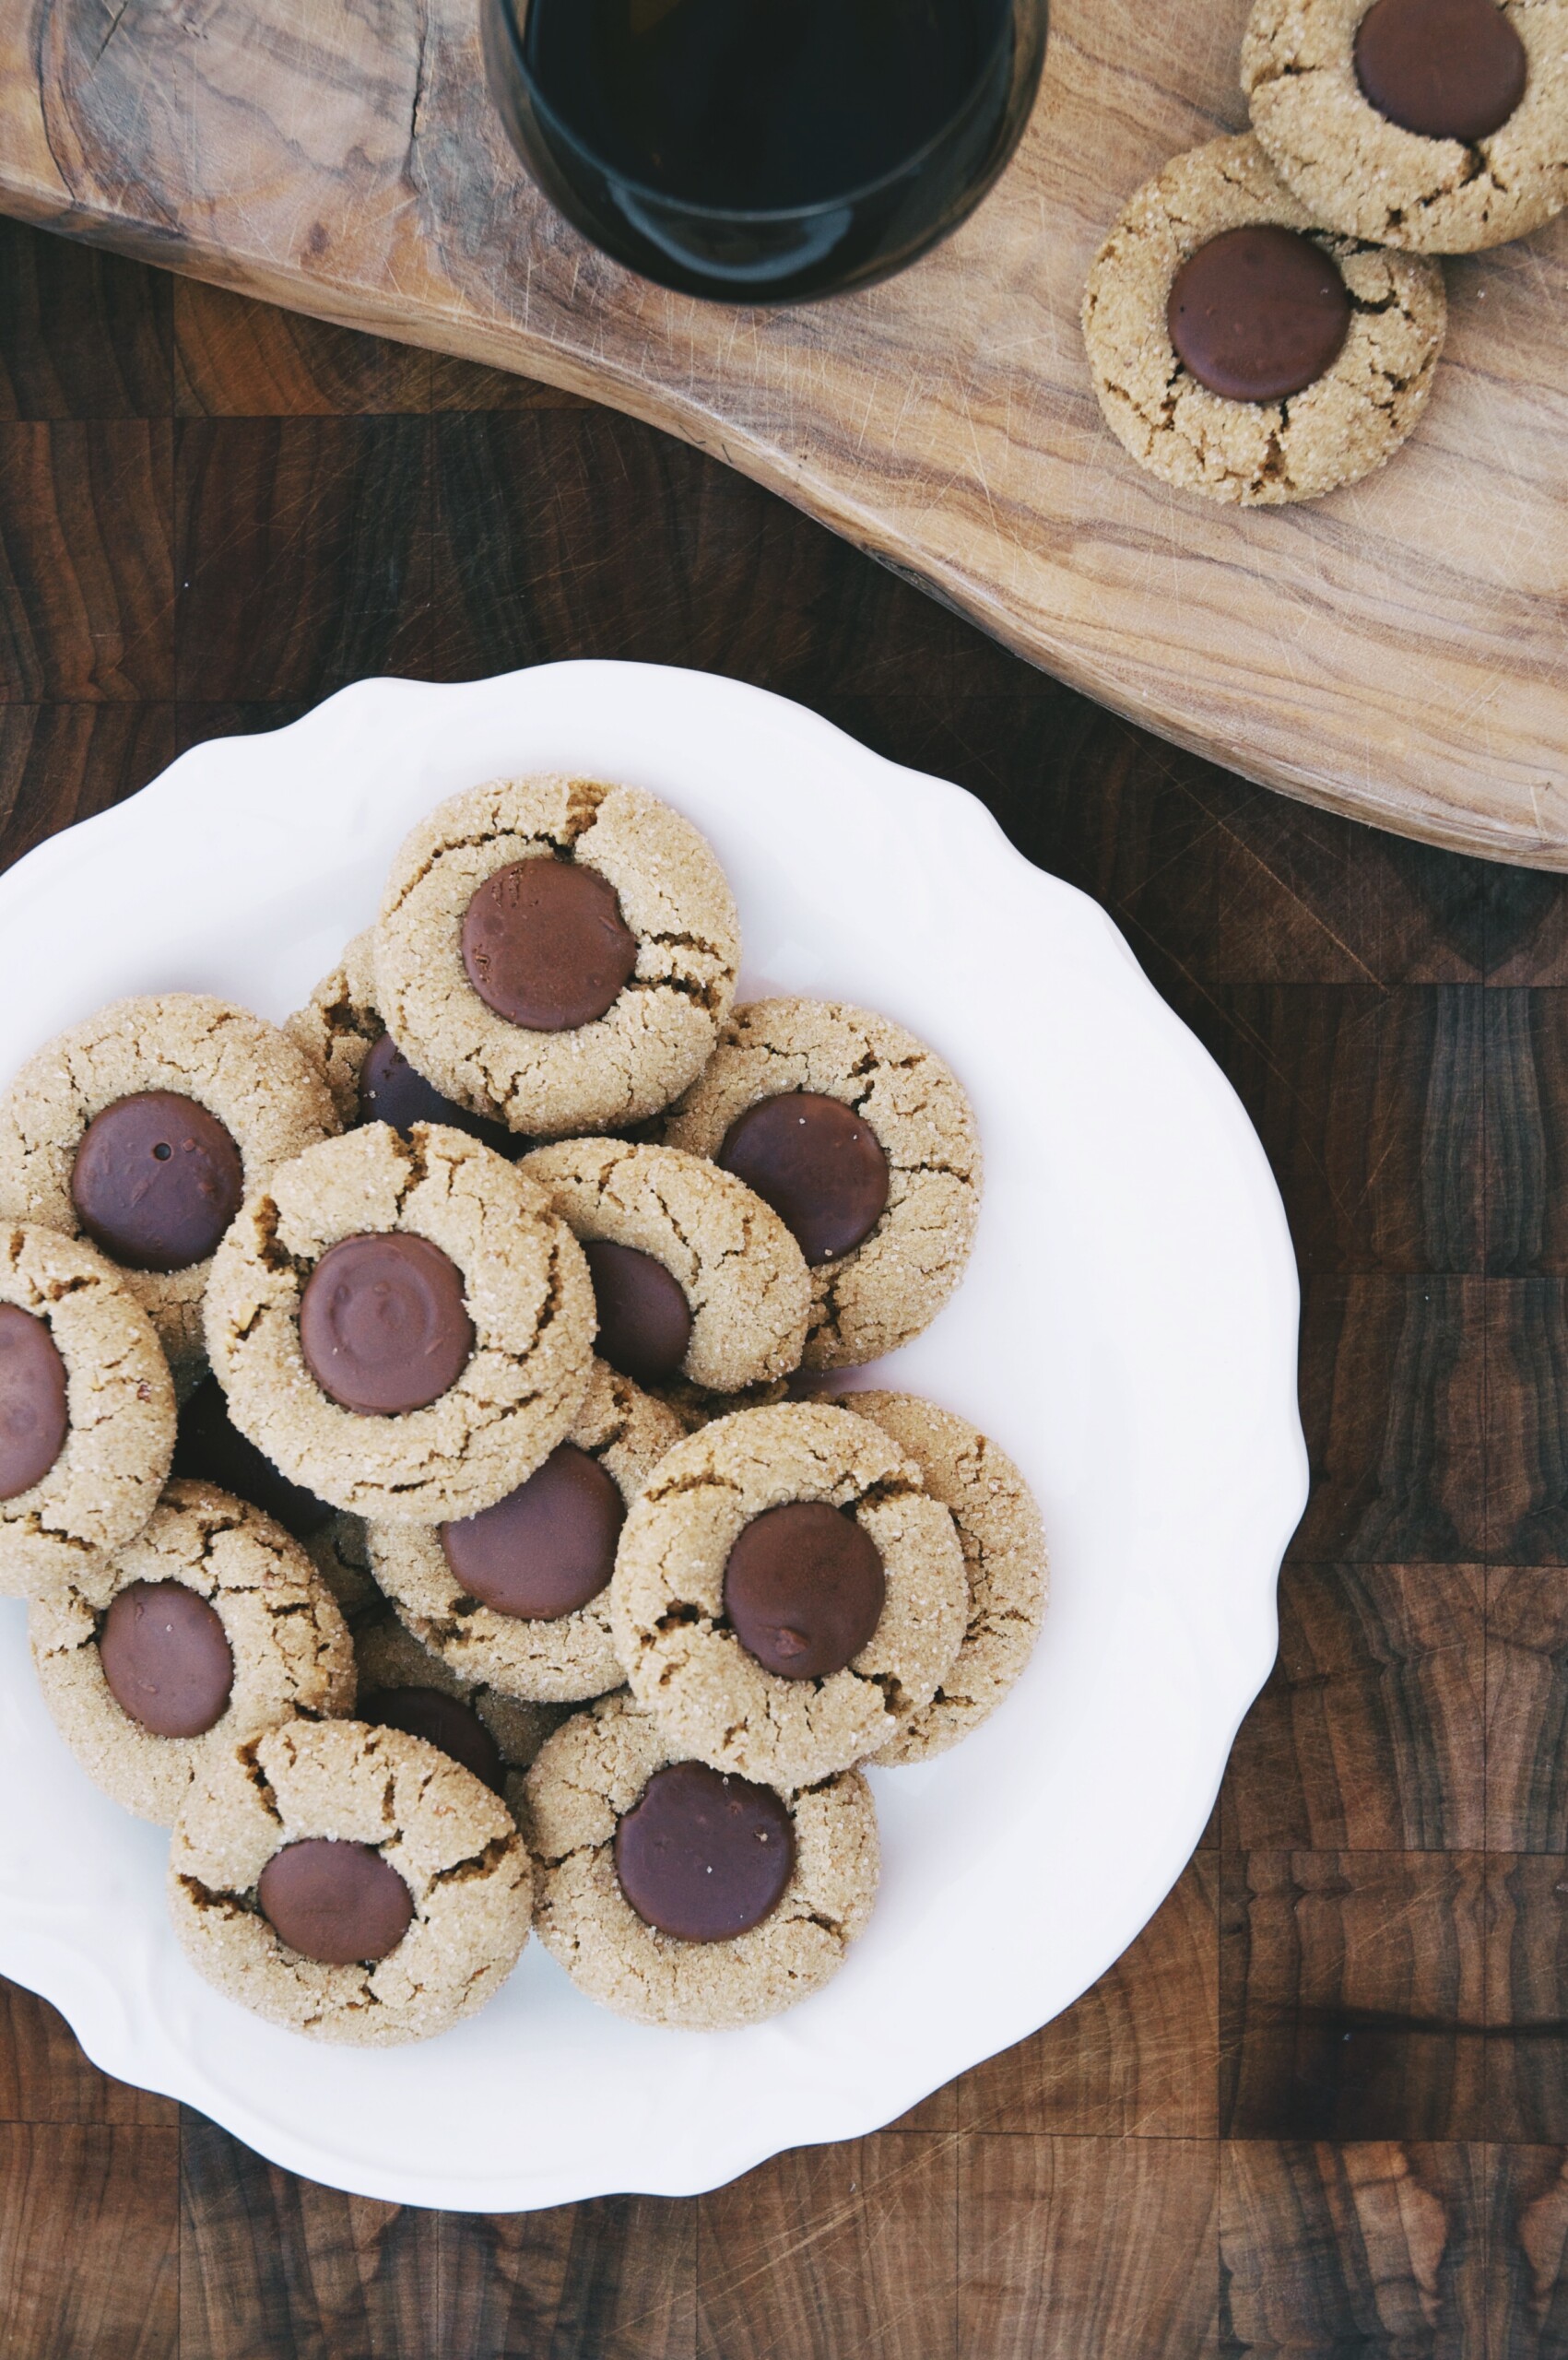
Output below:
[0,995,337,1393]
[1082,134,1445,504]
[523,1692,878,2029]
[519,1139,809,1396]
[30,1479,355,1825]
[203,1122,595,1524]
[661,998,981,1369]
[610,1403,968,1790]
[835,1393,1047,1765]
[1244,0,1568,251]
[374,775,739,1139]
[1,1223,174,1598]
[368,1357,683,1703]
[167,1717,532,2045]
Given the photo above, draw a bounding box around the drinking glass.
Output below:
[481,0,1048,306]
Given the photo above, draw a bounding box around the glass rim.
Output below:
[494,0,1026,225]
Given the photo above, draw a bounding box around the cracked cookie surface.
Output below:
[0,995,337,1393]
[167,1716,533,2045]
[30,1479,355,1824]
[661,998,981,1369]
[609,1403,967,1790]
[374,775,740,1139]
[519,1139,809,1394]
[1244,0,1568,249]
[523,1691,878,2029]
[0,1223,175,1598]
[835,1394,1047,1765]
[1082,135,1446,504]
[204,1121,595,1524]
[368,1357,683,1703]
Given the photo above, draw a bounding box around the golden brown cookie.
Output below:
[203,1122,596,1524]
[1082,135,1446,505]
[367,1358,683,1704]
[661,998,981,1369]
[167,1717,533,2045]
[610,1403,968,1790]
[0,995,337,1393]
[1244,0,1568,251]
[30,1479,355,1825]
[524,1693,878,2029]
[0,1223,174,1599]
[374,775,740,1139]
[518,1139,809,1395]
[835,1393,1047,1764]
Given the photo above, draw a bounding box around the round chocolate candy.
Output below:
[718,1092,890,1267]
[582,1239,692,1385]
[257,1837,413,1965]
[71,1090,244,1273]
[0,1304,69,1501]
[1354,0,1528,141]
[174,1375,333,1540]
[358,1031,518,1157]
[360,1684,506,1795]
[461,859,639,1032]
[99,1578,234,1738]
[441,1443,624,1620]
[723,1500,886,1681]
[614,1759,796,1942]
[298,1233,475,1416]
[1166,226,1352,405]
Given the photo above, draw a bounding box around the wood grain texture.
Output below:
[0,0,1565,864]
[7,210,1568,2352]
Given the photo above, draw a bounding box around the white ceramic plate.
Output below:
[0,662,1305,2212]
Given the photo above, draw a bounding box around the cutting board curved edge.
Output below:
[3,0,1564,866]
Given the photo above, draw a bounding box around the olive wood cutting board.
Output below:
[3,0,1565,863]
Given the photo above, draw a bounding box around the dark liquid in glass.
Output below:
[483,0,1046,304]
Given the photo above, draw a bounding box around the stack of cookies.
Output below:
[1082,0,1566,503]
[0,772,1045,2043]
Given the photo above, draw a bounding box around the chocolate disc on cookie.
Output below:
[719,1093,890,1267]
[299,1232,476,1416]
[583,1240,693,1385]
[724,1501,886,1680]
[1167,226,1351,403]
[29,1479,355,1825]
[168,1718,533,2045]
[615,1760,796,1941]
[525,1693,879,2028]
[100,1578,234,1739]
[0,1225,176,1599]
[367,1358,684,1704]
[441,1443,625,1621]
[72,1091,244,1274]
[462,860,639,1032]
[0,993,336,1393]
[374,775,740,1138]
[663,999,980,1369]
[258,1837,414,1965]
[0,1304,69,1501]
[1353,0,1528,144]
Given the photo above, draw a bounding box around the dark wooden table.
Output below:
[1,210,1562,2359]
